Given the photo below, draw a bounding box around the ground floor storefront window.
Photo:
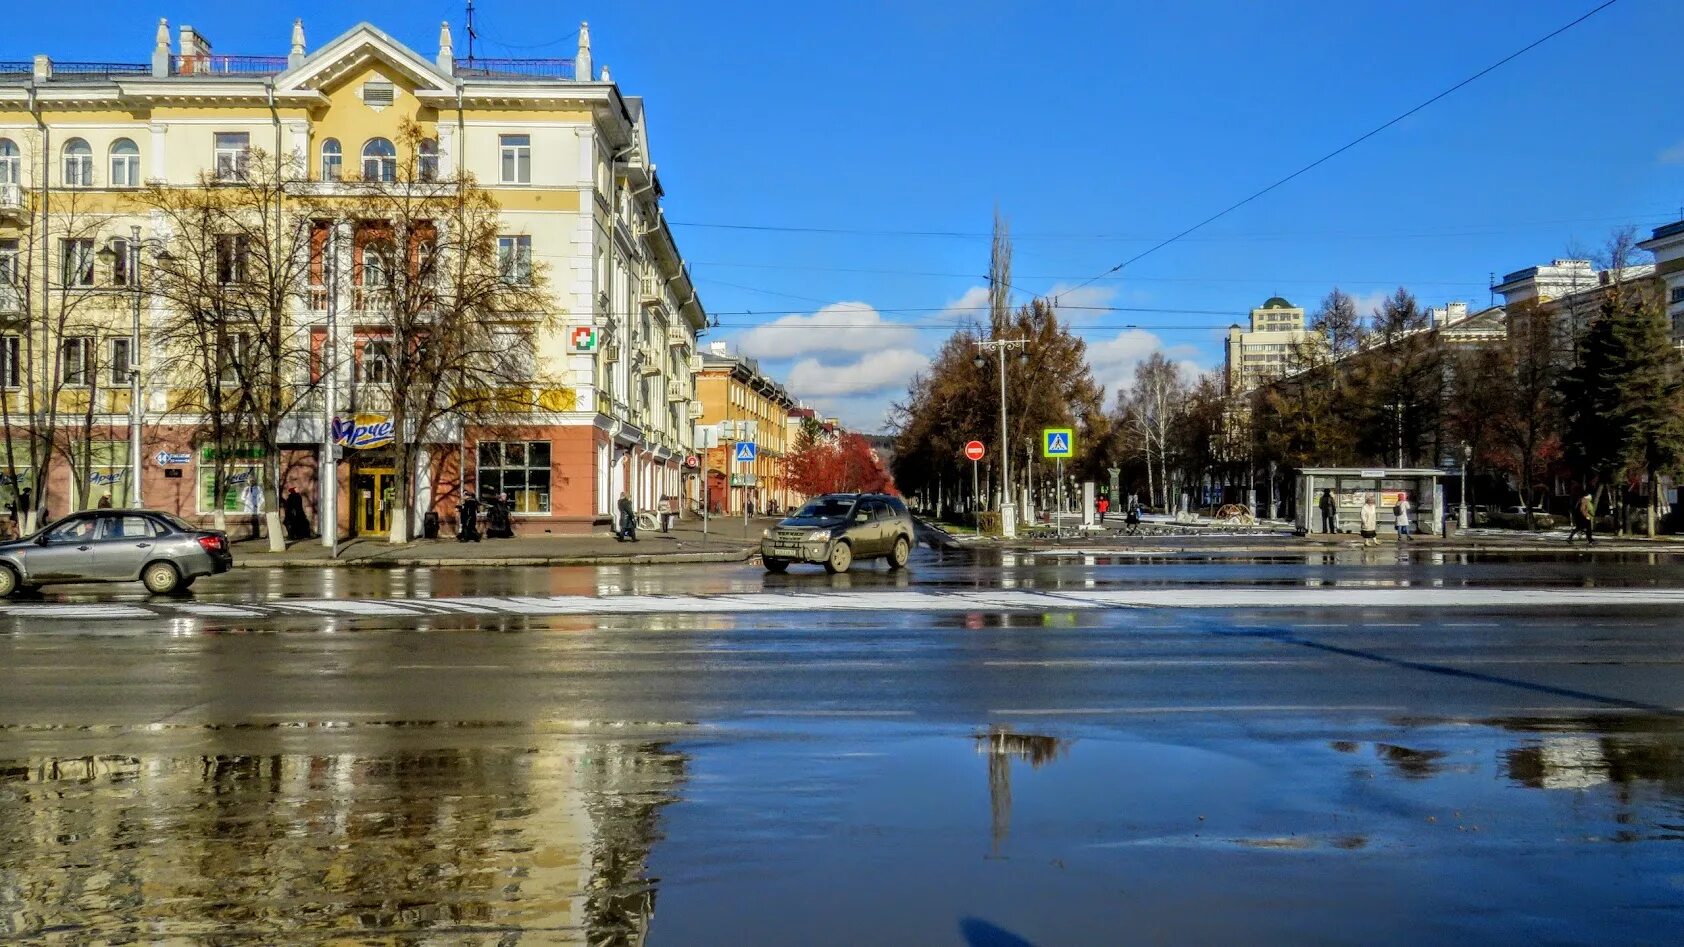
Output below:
[69,440,132,509]
[477,440,551,513]
[198,445,266,514]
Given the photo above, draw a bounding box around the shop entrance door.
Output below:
[353,468,396,535]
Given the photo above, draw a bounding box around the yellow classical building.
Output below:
[0,18,706,535]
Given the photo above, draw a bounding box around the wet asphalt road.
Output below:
[4,549,1684,944]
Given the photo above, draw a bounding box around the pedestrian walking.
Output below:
[1359,493,1380,546]
[1567,491,1596,545]
[1097,495,1109,523]
[1318,488,1338,534]
[617,491,638,542]
[457,494,481,542]
[96,494,112,509]
[486,493,514,539]
[1394,493,1413,542]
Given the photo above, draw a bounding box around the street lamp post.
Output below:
[974,337,1027,538]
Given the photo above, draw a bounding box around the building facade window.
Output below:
[418,138,439,181]
[0,334,18,388]
[213,132,249,181]
[0,239,17,312]
[109,139,140,188]
[60,336,93,386]
[497,235,532,284]
[0,138,17,187]
[358,338,393,385]
[499,134,531,184]
[61,238,95,287]
[110,237,130,286]
[62,138,93,187]
[361,138,396,182]
[70,441,133,509]
[319,138,342,181]
[477,440,551,512]
[197,444,265,514]
[216,332,250,386]
[215,234,249,285]
[1671,285,1684,305]
[108,337,132,387]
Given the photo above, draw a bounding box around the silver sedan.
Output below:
[0,509,234,596]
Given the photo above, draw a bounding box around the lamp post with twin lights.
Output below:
[97,226,172,509]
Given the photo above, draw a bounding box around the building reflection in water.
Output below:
[0,731,687,942]
[974,727,1068,855]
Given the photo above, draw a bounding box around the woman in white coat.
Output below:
[1359,493,1380,546]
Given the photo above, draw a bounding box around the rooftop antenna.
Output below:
[465,0,478,65]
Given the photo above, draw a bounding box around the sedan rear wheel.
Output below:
[824,541,853,574]
[141,561,182,595]
[0,565,17,598]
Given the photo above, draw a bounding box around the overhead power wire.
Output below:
[1053,0,1624,299]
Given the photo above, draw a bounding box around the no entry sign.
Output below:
[964,441,986,461]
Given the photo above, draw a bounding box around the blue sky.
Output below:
[15,1,1684,431]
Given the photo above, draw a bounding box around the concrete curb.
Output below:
[231,547,757,569]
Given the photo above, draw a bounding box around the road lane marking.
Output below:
[7,586,1684,623]
[990,705,1410,715]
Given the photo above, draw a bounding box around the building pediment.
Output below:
[274,23,450,97]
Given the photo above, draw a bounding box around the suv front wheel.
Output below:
[824,541,853,574]
[887,535,910,570]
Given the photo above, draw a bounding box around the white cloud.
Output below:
[1660,140,1684,165]
[787,348,930,399]
[1347,290,1389,320]
[939,285,991,320]
[735,302,917,361]
[1084,328,1201,401]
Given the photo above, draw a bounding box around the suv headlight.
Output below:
[762,528,772,539]
[806,529,831,542]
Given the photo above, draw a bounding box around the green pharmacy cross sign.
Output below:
[1042,428,1074,458]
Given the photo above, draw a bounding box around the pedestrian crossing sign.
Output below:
[1042,428,1074,458]
[734,441,758,463]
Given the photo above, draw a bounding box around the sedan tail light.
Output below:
[197,534,226,553]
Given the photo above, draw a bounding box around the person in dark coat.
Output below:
[283,488,311,540]
[486,493,514,539]
[1318,488,1338,534]
[458,494,482,542]
[617,492,638,542]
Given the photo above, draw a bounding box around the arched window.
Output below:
[109,139,140,188]
[418,137,439,182]
[63,138,93,187]
[0,139,19,188]
[361,138,396,183]
[319,138,342,182]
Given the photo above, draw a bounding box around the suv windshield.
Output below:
[794,497,856,520]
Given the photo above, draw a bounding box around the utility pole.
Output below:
[974,337,1027,538]
[321,224,340,552]
[127,225,143,508]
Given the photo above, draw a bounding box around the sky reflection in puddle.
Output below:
[4,714,1684,943]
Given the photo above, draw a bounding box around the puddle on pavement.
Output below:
[6,714,1684,942]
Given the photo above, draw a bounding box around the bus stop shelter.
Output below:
[1297,468,1445,537]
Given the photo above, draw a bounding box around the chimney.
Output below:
[575,22,591,82]
[289,19,306,68]
[179,26,212,74]
[599,65,611,83]
[151,19,171,77]
[32,55,51,81]
[1447,301,1467,323]
[709,341,729,357]
[437,21,454,73]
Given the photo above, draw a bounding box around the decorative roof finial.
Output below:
[437,21,455,72]
[152,18,171,77]
[576,21,592,82]
[599,65,611,83]
[289,19,306,62]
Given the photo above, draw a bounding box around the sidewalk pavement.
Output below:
[229,514,773,568]
[989,524,1684,555]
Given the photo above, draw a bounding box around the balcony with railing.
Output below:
[452,58,575,79]
[667,378,690,402]
[0,183,24,217]
[173,55,290,76]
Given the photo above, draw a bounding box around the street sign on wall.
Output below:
[734,441,758,463]
[964,441,985,461]
[1042,428,1074,458]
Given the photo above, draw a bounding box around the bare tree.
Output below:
[1122,352,1187,510]
[133,148,318,547]
[344,123,555,543]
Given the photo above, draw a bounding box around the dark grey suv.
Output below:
[0,509,233,596]
[761,493,915,574]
